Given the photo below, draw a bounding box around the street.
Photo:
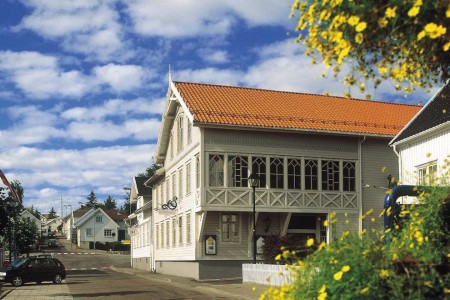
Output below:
[0,237,264,299]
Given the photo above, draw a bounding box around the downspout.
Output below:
[358,136,367,232]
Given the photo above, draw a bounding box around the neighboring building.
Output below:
[63,207,90,241]
[145,80,421,280]
[390,82,450,187]
[73,207,129,249]
[20,210,41,237]
[45,218,62,234]
[126,177,153,271]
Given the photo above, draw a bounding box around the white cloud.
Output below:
[93,64,145,92]
[0,144,155,213]
[175,67,244,86]
[125,0,292,38]
[17,0,125,61]
[198,49,229,64]
[0,51,150,99]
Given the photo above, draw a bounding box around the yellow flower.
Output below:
[323,220,329,227]
[306,238,315,247]
[318,292,327,300]
[333,271,343,280]
[355,33,363,44]
[342,265,351,272]
[348,16,360,26]
[378,18,388,28]
[379,269,389,279]
[379,67,388,75]
[424,23,447,39]
[360,287,369,294]
[275,254,281,261]
[319,285,326,293]
[447,6,450,18]
[408,6,420,17]
[318,242,327,251]
[366,208,374,215]
[445,288,450,294]
[385,7,397,19]
[417,30,426,41]
[330,211,336,219]
[444,42,450,51]
[355,22,367,32]
[414,0,423,5]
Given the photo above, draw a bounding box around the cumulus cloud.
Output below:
[16,0,125,61]
[0,144,155,213]
[198,49,229,64]
[125,0,292,38]
[0,51,149,99]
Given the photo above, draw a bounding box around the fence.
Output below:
[242,264,297,286]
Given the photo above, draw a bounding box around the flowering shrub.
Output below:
[260,186,450,299]
[289,0,450,98]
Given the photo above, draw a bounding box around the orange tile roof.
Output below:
[174,82,421,137]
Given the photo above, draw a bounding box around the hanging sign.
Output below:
[205,235,217,255]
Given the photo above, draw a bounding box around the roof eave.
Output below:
[194,122,395,139]
[390,120,450,147]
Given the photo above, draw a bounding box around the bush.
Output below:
[260,186,450,299]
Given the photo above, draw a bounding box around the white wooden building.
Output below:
[390,82,450,186]
[146,79,421,280]
[127,177,153,271]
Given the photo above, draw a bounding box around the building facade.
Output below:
[146,80,421,280]
[390,82,450,187]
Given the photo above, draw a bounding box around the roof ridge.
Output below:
[173,80,421,108]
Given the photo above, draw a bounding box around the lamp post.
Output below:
[63,204,73,250]
[248,173,260,264]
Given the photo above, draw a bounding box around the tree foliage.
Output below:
[290,0,450,98]
[48,207,57,219]
[86,190,98,208]
[103,195,117,210]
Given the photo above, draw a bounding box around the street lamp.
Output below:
[63,204,73,250]
[123,187,132,215]
[248,173,260,264]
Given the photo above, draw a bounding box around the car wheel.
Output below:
[53,274,62,284]
[11,276,23,287]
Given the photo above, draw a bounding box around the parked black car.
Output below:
[1,256,66,286]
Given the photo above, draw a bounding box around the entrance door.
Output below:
[287,214,326,244]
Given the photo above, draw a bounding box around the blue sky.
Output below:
[0,0,437,217]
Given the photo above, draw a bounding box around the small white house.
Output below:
[127,177,153,271]
[20,210,41,237]
[390,82,450,186]
[74,208,120,249]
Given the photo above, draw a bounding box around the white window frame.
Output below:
[228,155,249,187]
[196,155,200,189]
[343,161,356,191]
[177,115,184,152]
[186,163,191,195]
[187,120,192,144]
[178,215,183,246]
[95,215,102,223]
[287,158,301,189]
[322,160,339,191]
[186,212,191,245]
[221,213,240,243]
[209,154,224,187]
[417,161,438,185]
[156,224,159,249]
[104,229,113,237]
[86,228,93,236]
[178,168,183,197]
[270,157,284,189]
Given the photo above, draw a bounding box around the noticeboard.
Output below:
[204,235,217,255]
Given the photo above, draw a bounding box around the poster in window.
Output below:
[205,235,217,255]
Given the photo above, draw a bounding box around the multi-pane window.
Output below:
[86,228,92,236]
[288,158,301,189]
[196,155,200,188]
[343,162,356,191]
[177,116,183,152]
[161,223,164,248]
[221,213,239,242]
[418,162,437,185]
[166,220,170,248]
[156,224,159,249]
[186,212,191,244]
[209,154,224,186]
[172,218,176,246]
[104,229,113,237]
[161,182,165,205]
[270,157,284,188]
[178,168,183,197]
[95,216,102,223]
[172,174,176,198]
[178,216,183,245]
[305,160,318,190]
[166,179,169,202]
[187,120,192,143]
[228,156,248,187]
[322,160,339,191]
[252,157,266,188]
[186,163,191,194]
